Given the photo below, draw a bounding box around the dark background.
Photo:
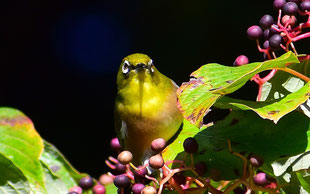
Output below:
[4,0,276,178]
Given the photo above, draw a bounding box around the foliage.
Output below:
[1,1,310,192]
[0,108,86,194]
[0,52,309,193]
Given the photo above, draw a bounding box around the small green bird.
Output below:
[115,53,183,165]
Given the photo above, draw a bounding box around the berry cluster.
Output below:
[89,137,281,193]
[103,137,208,194]
[234,0,310,101]
[67,137,280,193]
[247,0,310,58]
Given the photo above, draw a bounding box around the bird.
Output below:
[114,53,183,165]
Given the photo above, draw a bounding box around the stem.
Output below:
[292,31,310,42]
[256,39,272,59]
[277,67,310,82]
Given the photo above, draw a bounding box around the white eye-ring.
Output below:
[148,59,153,66]
[122,60,130,74]
[148,59,154,73]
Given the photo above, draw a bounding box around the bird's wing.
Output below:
[170,79,179,88]
[114,109,126,149]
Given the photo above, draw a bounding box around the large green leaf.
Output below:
[261,58,310,119]
[167,110,309,180]
[40,141,87,189]
[177,52,299,128]
[214,81,310,123]
[42,162,68,194]
[0,107,45,192]
[0,153,30,194]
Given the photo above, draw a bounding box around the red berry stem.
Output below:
[292,31,310,42]
[105,160,116,170]
[256,39,272,59]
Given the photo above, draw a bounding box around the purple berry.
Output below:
[173,173,186,185]
[183,137,199,153]
[79,176,94,190]
[115,163,127,174]
[274,0,287,9]
[132,183,145,194]
[151,138,166,153]
[253,172,268,186]
[249,154,264,167]
[233,55,249,66]
[260,15,275,29]
[300,0,310,11]
[110,137,122,151]
[263,40,270,49]
[195,162,207,176]
[263,29,271,39]
[134,166,148,178]
[247,25,263,40]
[283,2,299,15]
[233,186,247,194]
[270,25,279,34]
[269,34,282,49]
[92,184,106,194]
[114,175,130,188]
[287,0,299,2]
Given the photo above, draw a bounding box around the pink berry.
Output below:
[110,137,122,151]
[69,186,82,194]
[151,138,166,152]
[233,55,249,66]
[117,151,133,165]
[92,184,106,194]
[99,174,113,185]
[253,172,268,186]
[149,154,164,169]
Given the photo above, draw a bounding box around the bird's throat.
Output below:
[138,72,145,118]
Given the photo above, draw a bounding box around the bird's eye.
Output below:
[122,60,130,75]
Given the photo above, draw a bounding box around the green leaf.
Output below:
[277,172,308,194]
[105,184,118,194]
[261,58,310,119]
[296,171,310,193]
[40,140,87,189]
[177,52,299,128]
[271,151,310,177]
[167,110,309,180]
[0,107,45,192]
[0,153,30,194]
[42,162,68,194]
[262,58,310,101]
[214,81,310,123]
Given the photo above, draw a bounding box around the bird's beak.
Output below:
[135,63,147,73]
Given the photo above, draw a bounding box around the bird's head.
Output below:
[116,53,160,89]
